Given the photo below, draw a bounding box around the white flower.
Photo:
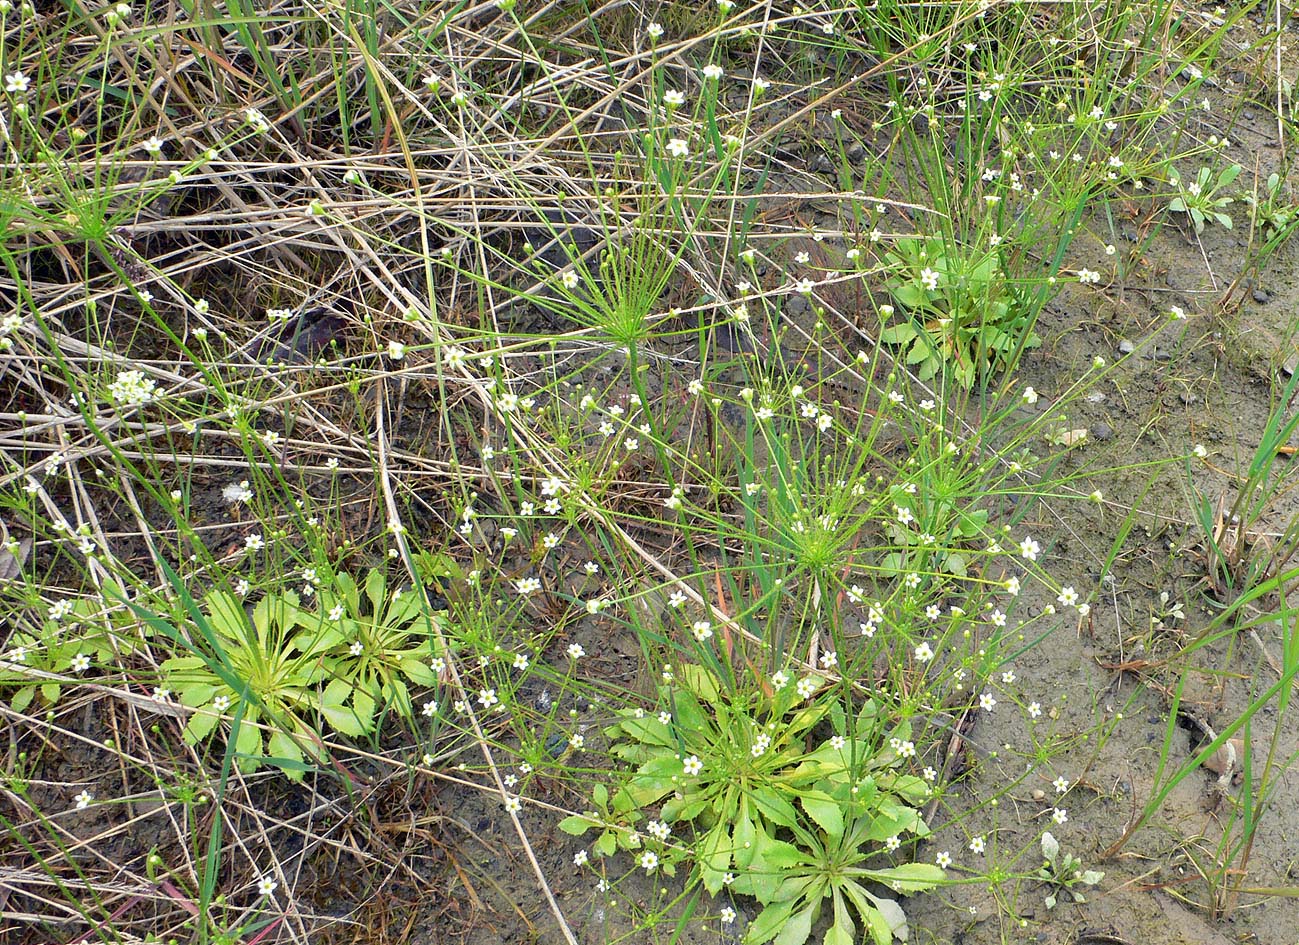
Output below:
[108,369,157,407]
[560,270,579,289]
[914,642,934,662]
[1193,443,1208,458]
[504,795,522,813]
[1019,536,1040,561]
[664,89,685,108]
[919,267,940,291]
[573,849,589,866]
[257,876,278,896]
[1170,305,1187,320]
[5,71,30,93]
[639,850,659,872]
[936,851,952,868]
[387,340,406,360]
[720,907,737,924]
[74,789,94,810]
[978,692,997,712]
[702,64,724,80]
[683,754,703,776]
[1022,386,1039,405]
[1052,807,1068,824]
[222,480,253,504]
[692,620,713,641]
[666,138,689,158]
[244,107,270,133]
[1057,586,1079,607]
[647,22,664,39]
[566,643,585,660]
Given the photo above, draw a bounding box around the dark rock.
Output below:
[1252,288,1270,304]
[1091,422,1113,441]
[243,306,347,364]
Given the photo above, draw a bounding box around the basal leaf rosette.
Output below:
[563,664,942,945]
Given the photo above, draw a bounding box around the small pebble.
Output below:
[1118,339,1135,354]
[1252,288,1270,304]
[1086,391,1106,404]
[1091,422,1113,441]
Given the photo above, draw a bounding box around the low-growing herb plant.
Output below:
[1244,171,1299,239]
[161,589,338,777]
[1036,831,1104,909]
[1167,163,1241,233]
[561,663,941,944]
[2,581,143,712]
[161,568,440,778]
[312,568,443,724]
[879,235,1037,388]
